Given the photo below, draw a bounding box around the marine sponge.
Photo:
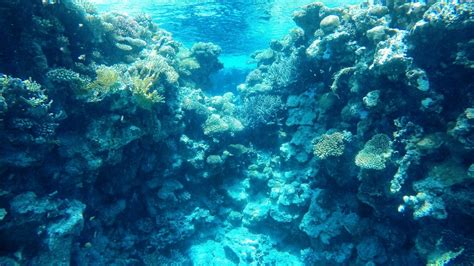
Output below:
[313,131,350,160]
[355,134,392,170]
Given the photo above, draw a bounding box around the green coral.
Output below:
[313,131,347,159]
[21,78,51,111]
[1,76,52,118]
[355,134,392,170]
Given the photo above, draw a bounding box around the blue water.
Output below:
[93,0,363,93]
[93,0,362,69]
[1,0,473,265]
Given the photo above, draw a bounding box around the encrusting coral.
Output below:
[0,0,473,265]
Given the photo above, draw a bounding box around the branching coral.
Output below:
[401,192,447,220]
[92,66,118,88]
[267,54,299,89]
[426,238,464,266]
[101,12,147,53]
[72,0,97,14]
[46,68,86,93]
[131,54,179,85]
[0,75,60,167]
[131,75,165,109]
[84,66,120,101]
[240,94,284,128]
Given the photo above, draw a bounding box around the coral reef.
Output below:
[355,134,392,170]
[0,0,473,265]
[313,131,351,159]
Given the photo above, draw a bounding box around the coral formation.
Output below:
[355,134,392,170]
[0,0,473,265]
[313,131,351,159]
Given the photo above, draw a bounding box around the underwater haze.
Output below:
[92,0,362,68]
[92,0,363,93]
[0,0,474,265]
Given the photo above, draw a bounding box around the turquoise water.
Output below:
[92,0,363,92]
[1,0,473,264]
[93,0,362,69]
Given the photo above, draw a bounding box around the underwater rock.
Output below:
[356,236,388,264]
[292,2,325,36]
[300,190,359,244]
[366,25,389,43]
[179,42,224,89]
[363,90,381,108]
[0,0,473,265]
[320,15,340,33]
[0,76,60,168]
[370,30,412,80]
[448,108,474,150]
[3,192,85,264]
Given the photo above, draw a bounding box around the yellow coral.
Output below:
[93,66,119,89]
[132,54,179,86]
[84,66,120,101]
[131,76,165,110]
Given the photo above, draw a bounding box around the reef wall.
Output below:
[0,0,473,265]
